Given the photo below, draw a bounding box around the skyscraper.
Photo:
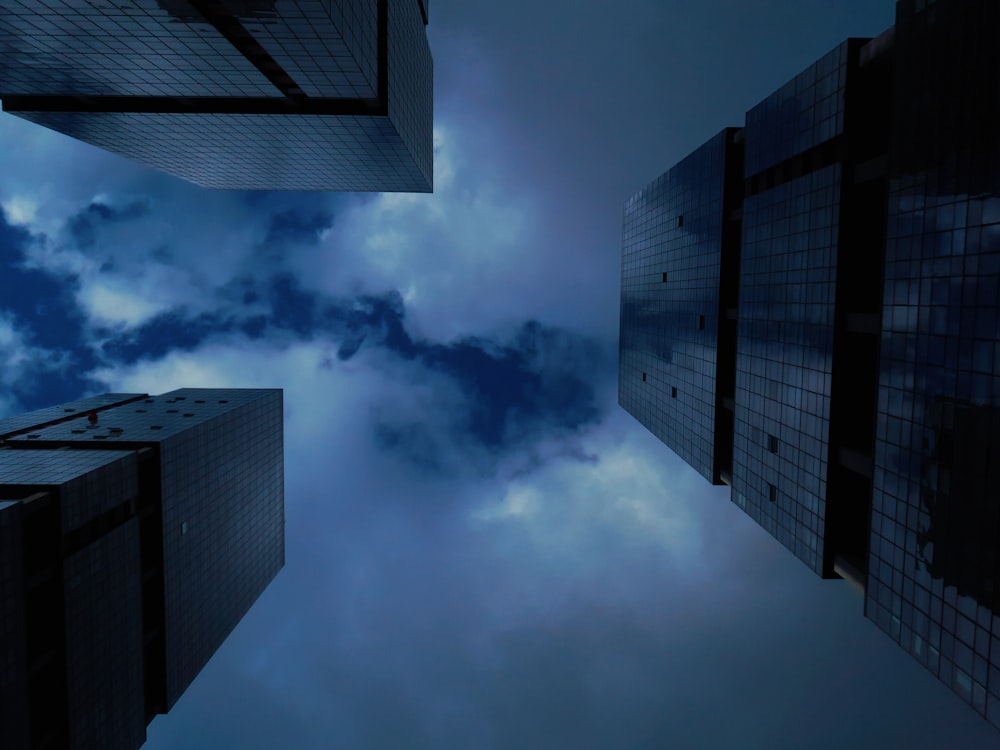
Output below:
[620,0,1000,728]
[0,1,432,191]
[0,388,284,750]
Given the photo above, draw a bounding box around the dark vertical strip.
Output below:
[823,38,890,580]
[188,0,307,98]
[715,127,745,484]
[21,491,69,749]
[137,448,168,722]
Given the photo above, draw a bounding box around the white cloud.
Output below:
[475,409,706,564]
[299,125,538,344]
[1,194,38,225]
[78,278,170,328]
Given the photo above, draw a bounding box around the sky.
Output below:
[1,0,998,747]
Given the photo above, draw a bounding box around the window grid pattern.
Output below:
[0,449,136,533]
[744,42,849,177]
[619,130,728,483]
[158,390,284,707]
[12,110,432,191]
[869,0,1000,726]
[0,388,284,739]
[63,518,145,750]
[731,165,841,574]
[0,0,280,97]
[0,0,433,192]
[385,0,434,187]
[241,0,379,98]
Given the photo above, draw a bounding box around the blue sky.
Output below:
[1,0,998,747]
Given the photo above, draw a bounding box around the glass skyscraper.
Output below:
[0,388,284,750]
[0,1,432,191]
[619,0,1000,728]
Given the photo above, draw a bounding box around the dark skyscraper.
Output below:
[0,388,284,750]
[0,1,432,191]
[620,0,1000,728]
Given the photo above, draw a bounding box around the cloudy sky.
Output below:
[2,0,997,747]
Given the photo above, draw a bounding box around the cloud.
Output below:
[78,278,169,328]
[0,311,72,406]
[91,295,610,479]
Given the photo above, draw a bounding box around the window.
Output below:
[677,215,684,227]
[671,387,678,398]
[768,434,778,453]
[642,372,647,382]
[662,271,668,282]
[769,483,777,502]
[698,314,705,330]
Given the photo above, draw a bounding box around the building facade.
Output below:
[619,128,742,484]
[619,0,1000,728]
[0,388,284,750]
[0,1,432,191]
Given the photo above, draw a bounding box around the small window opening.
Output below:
[661,272,668,282]
[677,215,684,227]
[671,386,678,398]
[768,483,777,502]
[768,434,778,454]
[642,372,647,382]
[150,425,163,430]
[698,315,705,330]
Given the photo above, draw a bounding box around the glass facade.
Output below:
[619,0,1000,729]
[10,110,429,191]
[242,0,380,99]
[619,130,740,484]
[0,1,278,97]
[732,165,841,575]
[866,0,1000,726]
[0,388,285,750]
[0,0,433,192]
[744,41,849,177]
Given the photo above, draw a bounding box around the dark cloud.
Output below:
[0,207,86,349]
[0,208,98,409]
[87,267,606,464]
[98,311,230,361]
[263,208,335,247]
[65,198,150,250]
